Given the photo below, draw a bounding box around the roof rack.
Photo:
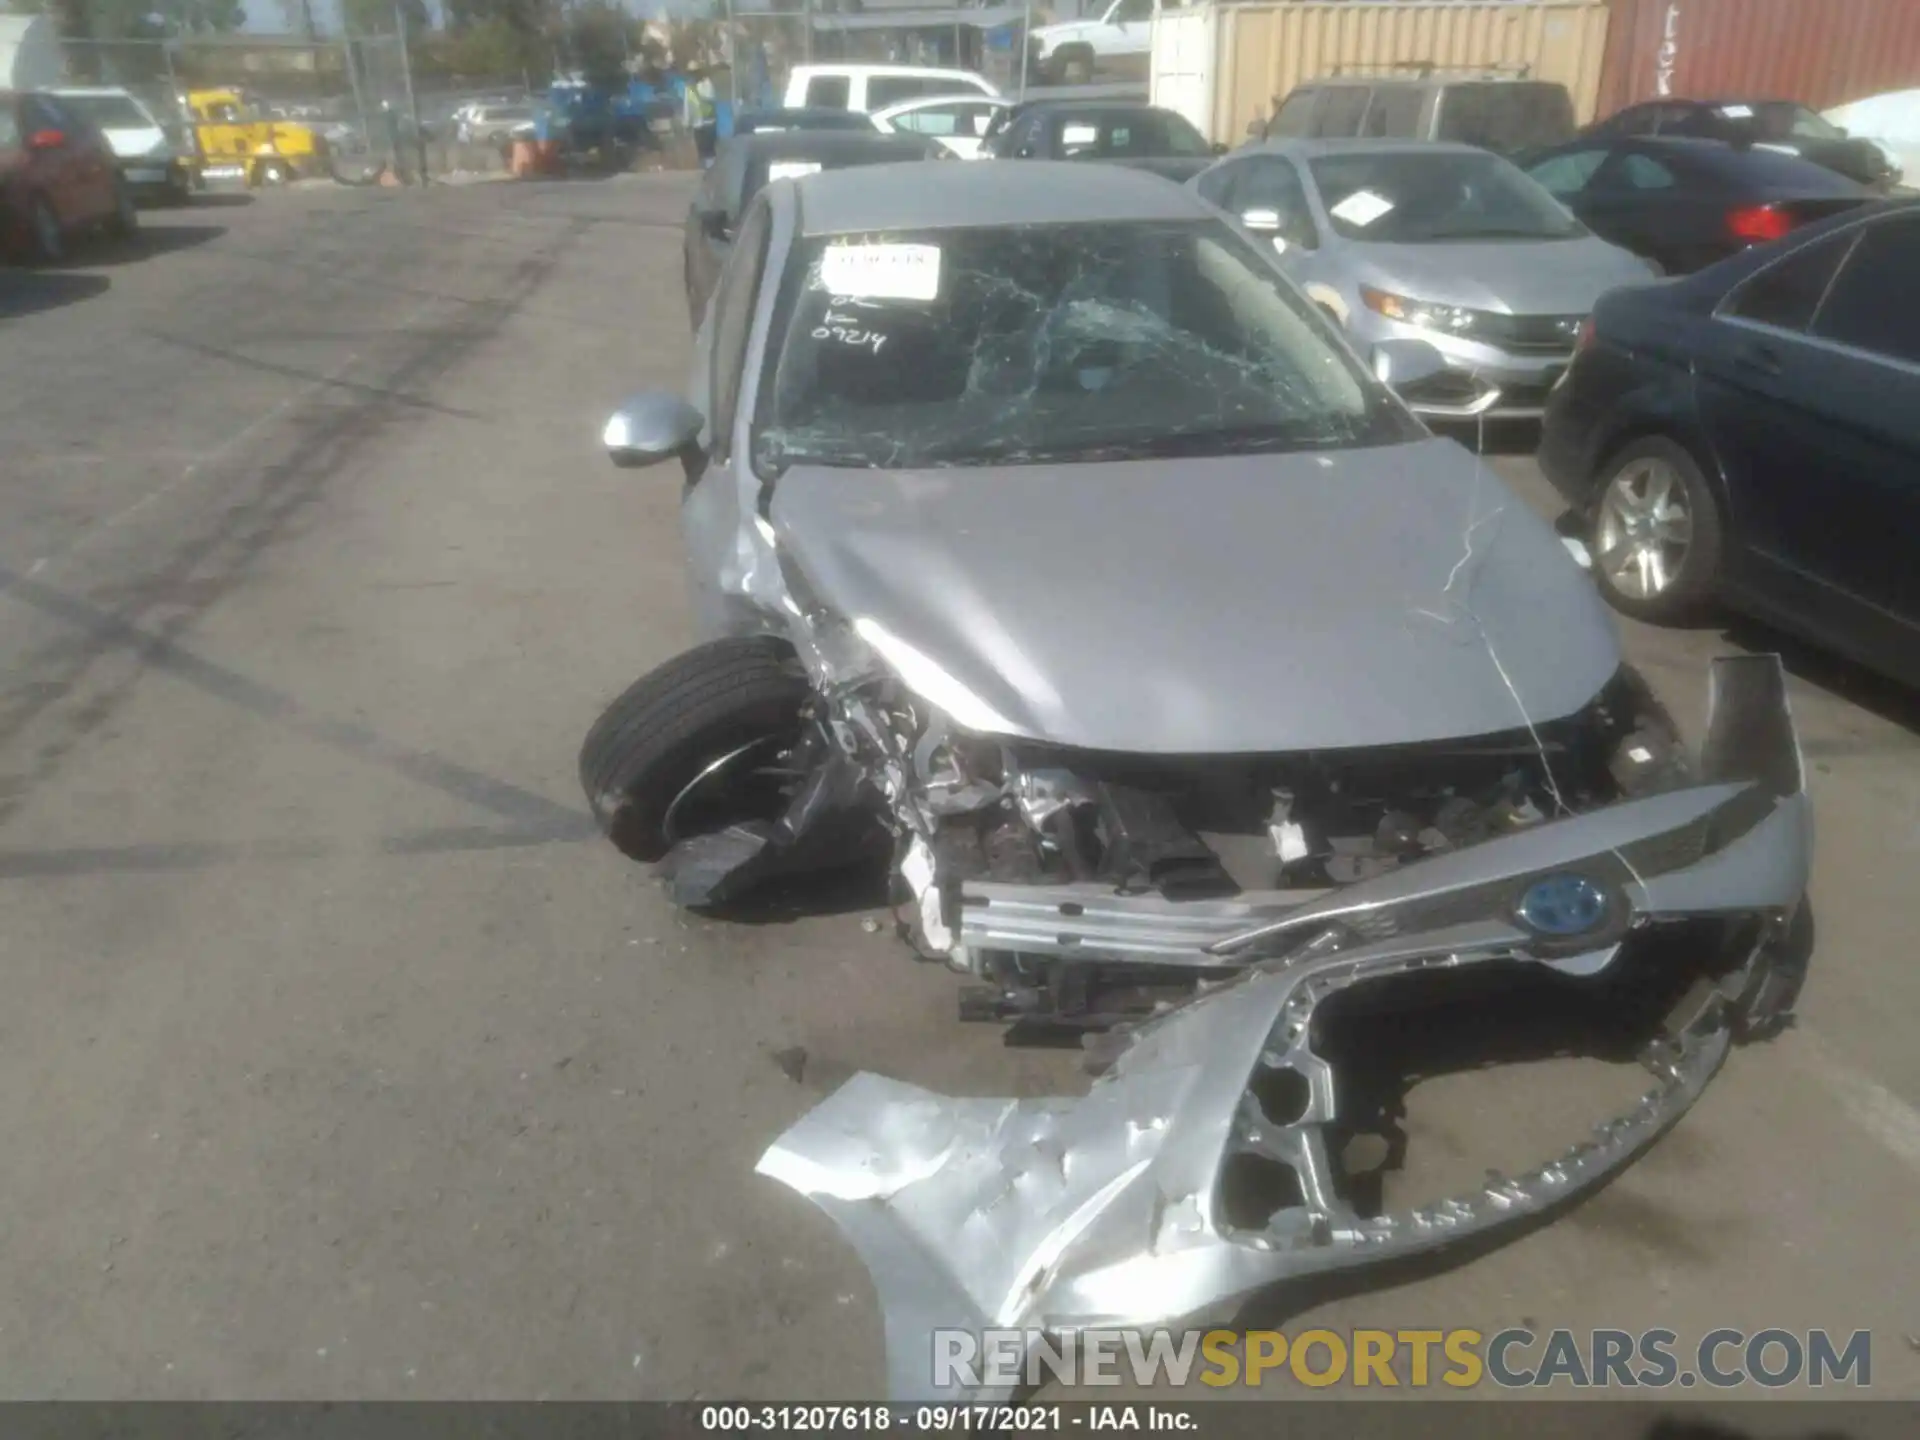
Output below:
[1323,60,1535,80]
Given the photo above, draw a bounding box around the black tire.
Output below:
[1587,435,1724,624]
[107,179,139,240]
[26,195,64,264]
[579,636,812,863]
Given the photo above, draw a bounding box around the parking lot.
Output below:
[1,177,1917,1400]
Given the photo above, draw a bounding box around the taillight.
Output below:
[1574,316,1596,353]
[1728,204,1794,243]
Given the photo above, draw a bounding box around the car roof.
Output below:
[737,130,935,161]
[1600,135,1865,182]
[791,63,985,80]
[793,159,1207,236]
[1240,137,1496,162]
[873,93,1006,113]
[1011,98,1175,114]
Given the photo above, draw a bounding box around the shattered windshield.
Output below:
[1309,150,1586,243]
[755,220,1418,470]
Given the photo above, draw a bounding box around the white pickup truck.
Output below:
[1028,0,1182,86]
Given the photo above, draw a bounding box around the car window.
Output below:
[1722,229,1855,332]
[1309,148,1584,243]
[1360,87,1424,138]
[55,92,152,129]
[1267,88,1317,139]
[1310,87,1369,138]
[756,219,1418,472]
[1225,157,1318,250]
[1597,151,1679,191]
[1527,147,1609,197]
[22,95,66,133]
[1752,102,1844,141]
[1810,216,1920,365]
[868,76,951,109]
[804,75,851,110]
[709,200,774,462]
[1113,0,1154,21]
[1435,83,1575,151]
[1605,106,1659,136]
[999,111,1043,156]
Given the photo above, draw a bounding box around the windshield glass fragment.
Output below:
[756,220,1420,470]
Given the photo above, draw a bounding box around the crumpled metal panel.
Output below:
[757,659,1811,1400]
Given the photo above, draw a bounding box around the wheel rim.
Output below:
[33,202,61,259]
[659,733,808,845]
[1594,457,1693,600]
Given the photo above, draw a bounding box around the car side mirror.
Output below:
[603,393,705,468]
[1369,338,1450,395]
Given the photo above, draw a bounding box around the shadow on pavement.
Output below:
[0,269,109,319]
[91,222,227,264]
[177,191,256,209]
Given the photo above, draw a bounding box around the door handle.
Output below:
[1734,340,1784,378]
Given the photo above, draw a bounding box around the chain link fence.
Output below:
[53,33,533,187]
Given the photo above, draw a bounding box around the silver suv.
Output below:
[1258,72,1577,156]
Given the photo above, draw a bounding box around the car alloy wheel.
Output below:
[1594,455,1693,601]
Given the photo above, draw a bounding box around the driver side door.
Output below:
[683,198,777,637]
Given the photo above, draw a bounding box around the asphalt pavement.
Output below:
[0,177,1916,1403]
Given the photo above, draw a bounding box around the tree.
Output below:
[565,0,635,87]
[342,0,428,36]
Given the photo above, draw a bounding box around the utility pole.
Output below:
[394,1,428,183]
[802,0,813,66]
[1018,0,1031,100]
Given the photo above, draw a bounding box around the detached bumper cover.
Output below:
[755,657,1813,1400]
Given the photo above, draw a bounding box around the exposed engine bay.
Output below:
[654,646,1701,1040]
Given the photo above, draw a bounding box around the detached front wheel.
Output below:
[579,636,814,863]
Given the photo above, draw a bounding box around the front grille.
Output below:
[1476,312,1583,355]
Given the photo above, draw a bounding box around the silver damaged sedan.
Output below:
[581,161,1811,1399]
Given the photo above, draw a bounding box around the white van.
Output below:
[782,64,1001,116]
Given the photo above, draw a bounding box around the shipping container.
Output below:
[1151,1,1612,146]
[1598,0,1920,117]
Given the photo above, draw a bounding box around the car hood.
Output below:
[1348,235,1654,313]
[767,439,1621,753]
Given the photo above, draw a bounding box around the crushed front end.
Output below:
[755,655,1812,1400]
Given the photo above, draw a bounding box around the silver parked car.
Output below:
[582,161,1811,1399]
[1193,138,1657,419]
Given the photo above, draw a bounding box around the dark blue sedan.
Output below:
[1539,197,1920,688]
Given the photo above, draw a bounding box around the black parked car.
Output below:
[683,129,945,326]
[1540,199,1920,687]
[1579,97,1900,190]
[1521,136,1871,275]
[982,99,1223,181]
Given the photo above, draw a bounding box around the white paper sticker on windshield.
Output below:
[820,242,941,301]
[767,160,822,181]
[1330,189,1395,227]
[1061,123,1099,146]
[1718,103,1755,118]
